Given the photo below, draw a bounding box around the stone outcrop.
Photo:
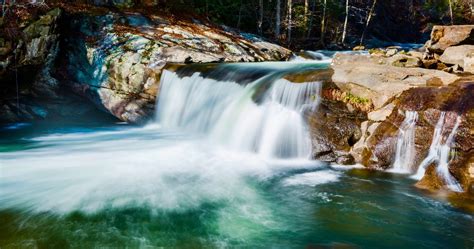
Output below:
[358,82,474,192]
[0,7,65,123]
[425,25,474,53]
[60,8,291,123]
[333,26,474,194]
[439,45,474,73]
[331,53,459,110]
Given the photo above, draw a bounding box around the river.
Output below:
[1,55,473,248]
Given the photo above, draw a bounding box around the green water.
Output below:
[0,122,473,249]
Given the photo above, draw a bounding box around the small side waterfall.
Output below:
[156,63,323,159]
[413,112,462,192]
[391,111,418,173]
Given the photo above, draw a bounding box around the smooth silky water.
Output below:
[1,60,473,249]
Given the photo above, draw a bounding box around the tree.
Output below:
[342,0,349,44]
[258,0,263,35]
[275,0,281,39]
[304,0,309,30]
[320,0,327,45]
[448,0,454,24]
[287,0,292,44]
[360,0,377,45]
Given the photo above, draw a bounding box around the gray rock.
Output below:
[439,45,474,68]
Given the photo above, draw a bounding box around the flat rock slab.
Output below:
[331,53,460,109]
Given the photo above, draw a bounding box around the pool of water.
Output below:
[1,122,473,248]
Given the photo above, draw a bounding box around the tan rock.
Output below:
[331,53,460,109]
[388,54,422,68]
[426,25,474,53]
[351,121,380,164]
[368,103,395,122]
[439,45,474,67]
[463,52,474,74]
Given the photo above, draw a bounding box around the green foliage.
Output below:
[344,92,370,105]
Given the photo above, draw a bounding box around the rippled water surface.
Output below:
[1,122,473,249]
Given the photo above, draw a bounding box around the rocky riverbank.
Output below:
[1,2,473,196]
[322,25,474,195]
[0,2,291,124]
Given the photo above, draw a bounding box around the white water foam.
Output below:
[157,69,321,159]
[390,111,418,173]
[282,170,340,187]
[0,126,322,214]
[412,112,462,192]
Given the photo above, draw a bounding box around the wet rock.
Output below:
[308,97,366,164]
[360,82,474,193]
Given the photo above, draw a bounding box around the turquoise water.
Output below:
[1,122,473,248]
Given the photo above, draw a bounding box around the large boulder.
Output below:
[60,9,291,123]
[331,53,460,110]
[439,45,474,74]
[307,96,366,165]
[426,25,474,54]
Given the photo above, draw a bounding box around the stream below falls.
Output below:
[1,57,474,248]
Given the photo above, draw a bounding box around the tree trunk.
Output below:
[360,0,377,45]
[307,0,316,38]
[320,0,327,45]
[258,0,264,35]
[448,0,454,24]
[276,0,281,39]
[287,0,292,44]
[304,0,309,30]
[341,0,349,44]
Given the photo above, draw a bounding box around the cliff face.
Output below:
[57,6,291,123]
[324,28,474,194]
[0,3,291,124]
[0,7,62,122]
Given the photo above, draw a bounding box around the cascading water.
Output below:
[1,57,473,248]
[156,62,322,159]
[413,112,463,192]
[390,111,418,173]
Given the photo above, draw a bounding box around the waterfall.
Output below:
[391,111,419,173]
[412,112,462,192]
[156,63,322,159]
